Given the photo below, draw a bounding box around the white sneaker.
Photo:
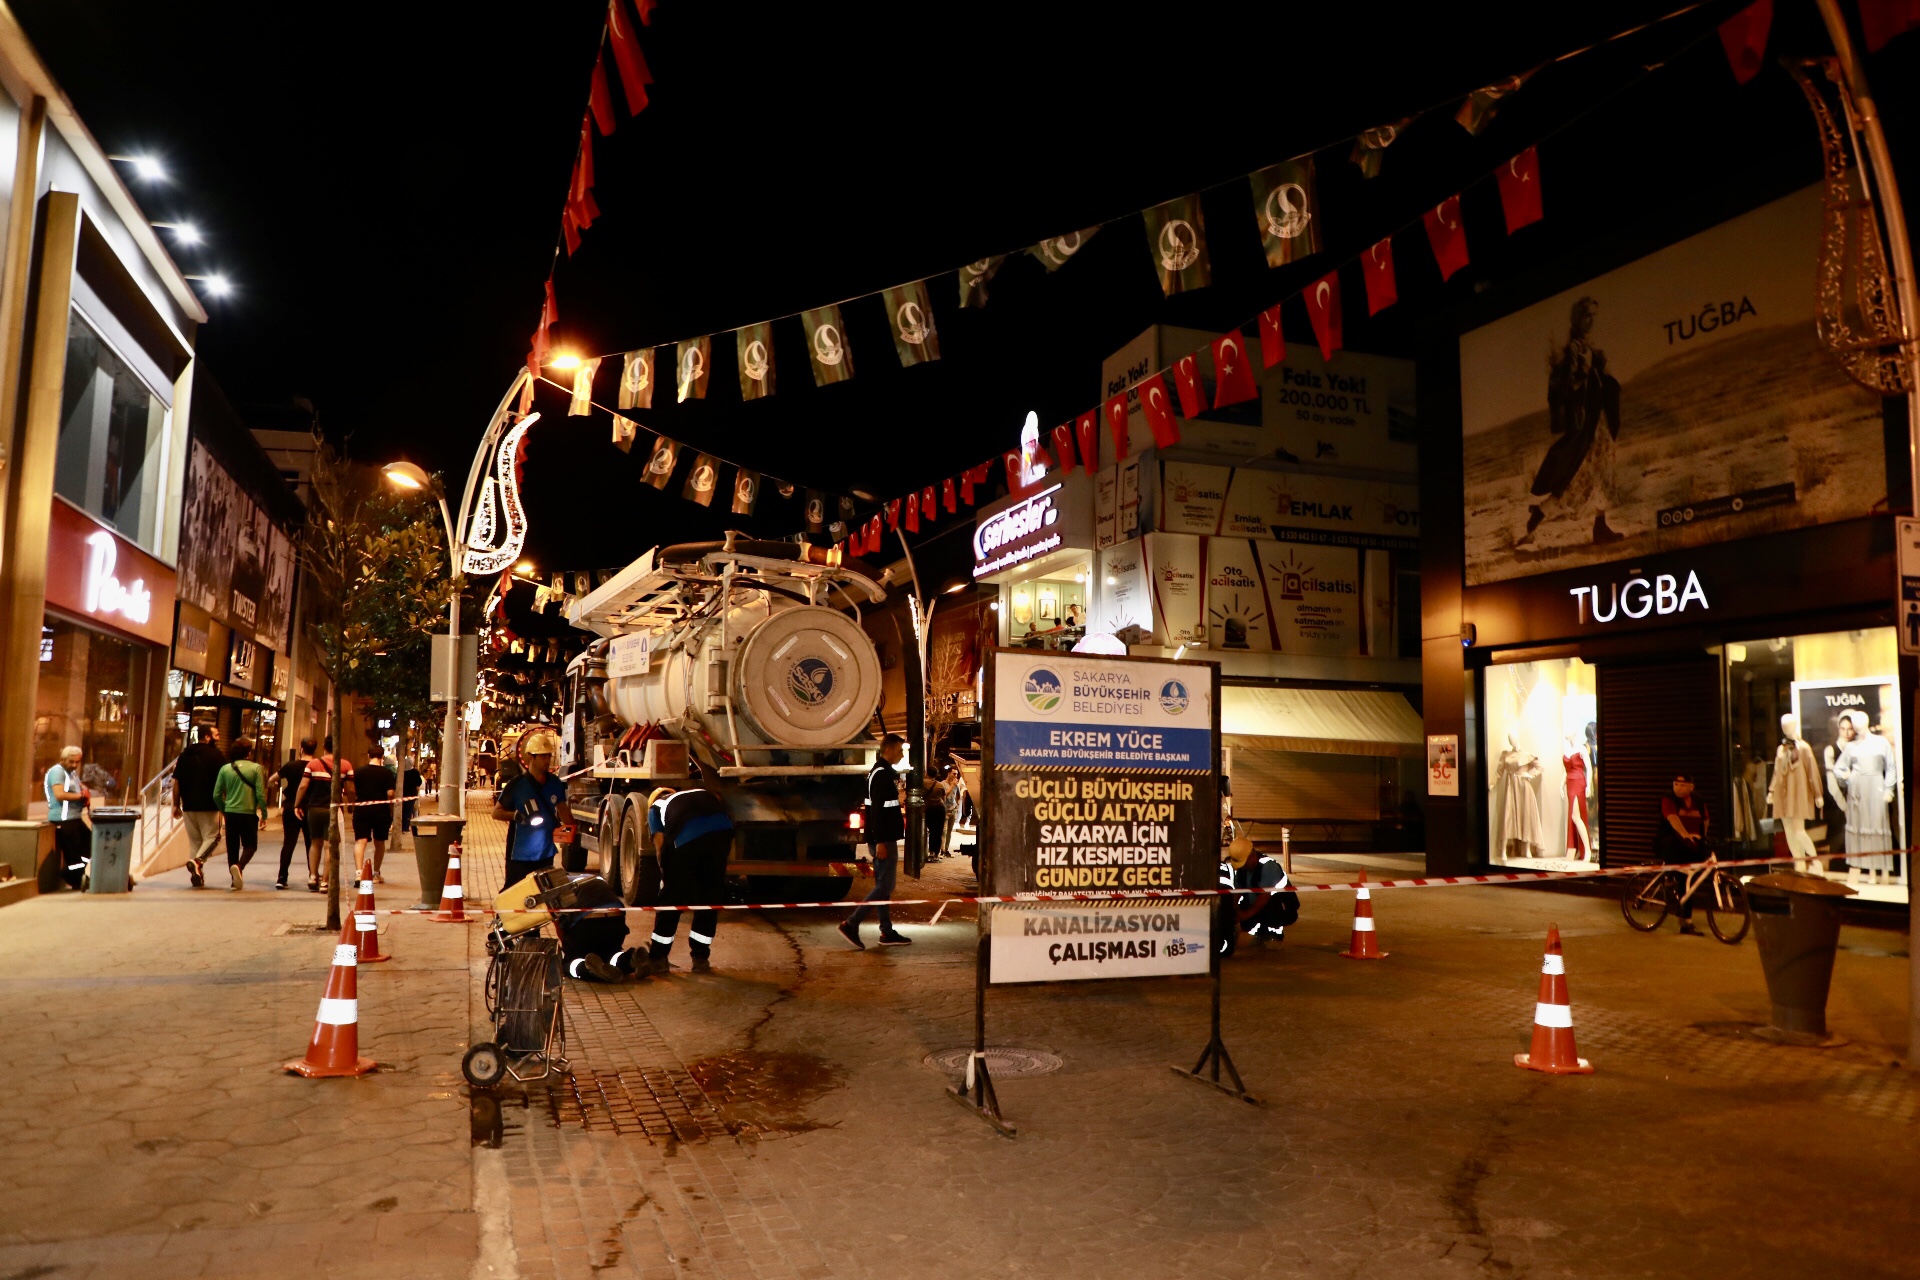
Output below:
[229,865,243,892]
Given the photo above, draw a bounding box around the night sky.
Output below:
[14,1,1920,576]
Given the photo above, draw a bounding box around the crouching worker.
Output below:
[553,872,646,983]
[1220,836,1298,956]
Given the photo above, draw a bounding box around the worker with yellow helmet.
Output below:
[492,728,573,886]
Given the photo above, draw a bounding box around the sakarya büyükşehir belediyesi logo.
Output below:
[1159,679,1188,714]
[1023,667,1063,713]
[787,657,834,706]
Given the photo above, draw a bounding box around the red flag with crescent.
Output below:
[960,470,975,506]
[922,486,937,521]
[1138,374,1181,449]
[1423,195,1469,281]
[589,59,616,135]
[905,493,920,533]
[1212,331,1257,408]
[1257,303,1285,369]
[1718,0,1771,83]
[607,0,653,114]
[1004,450,1024,494]
[1363,237,1397,316]
[867,515,883,553]
[942,477,957,513]
[1303,270,1343,363]
[885,498,901,531]
[1103,393,1131,460]
[1172,355,1203,418]
[1051,424,1076,473]
[1077,412,1099,474]
[1496,147,1543,233]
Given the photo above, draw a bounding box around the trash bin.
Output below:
[85,808,140,894]
[1745,871,1856,1046]
[411,815,466,910]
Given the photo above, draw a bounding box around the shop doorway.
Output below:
[1595,656,1724,867]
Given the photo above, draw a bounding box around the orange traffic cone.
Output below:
[285,920,376,1078]
[433,842,467,923]
[1515,923,1593,1075]
[1338,870,1387,959]
[353,854,389,963]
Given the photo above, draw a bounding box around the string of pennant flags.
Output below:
[521,0,1776,559]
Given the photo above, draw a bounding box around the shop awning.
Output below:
[1220,686,1423,758]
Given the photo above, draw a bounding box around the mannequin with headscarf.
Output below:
[1767,714,1822,871]
[1832,709,1896,877]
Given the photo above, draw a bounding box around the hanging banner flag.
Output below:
[1258,303,1285,368]
[960,468,977,505]
[804,491,826,534]
[620,349,654,409]
[1349,116,1412,179]
[1143,195,1211,295]
[881,280,941,365]
[1455,73,1530,136]
[904,492,921,532]
[776,481,795,499]
[643,434,679,490]
[801,305,854,385]
[958,255,1006,309]
[1496,147,1544,234]
[612,415,638,452]
[736,322,775,400]
[1028,226,1100,272]
[942,476,958,513]
[606,0,653,114]
[682,453,721,506]
[1172,354,1203,418]
[1304,270,1343,362]
[1249,158,1321,268]
[1363,236,1398,315]
[1050,423,1076,473]
[839,496,858,534]
[1212,331,1257,408]
[1076,411,1099,476]
[732,468,761,515]
[1862,0,1920,50]
[1002,451,1022,494]
[1719,0,1771,83]
[676,336,711,402]
[886,498,901,530]
[1423,196,1470,281]
[589,58,616,135]
[1138,373,1180,449]
[568,357,601,416]
[1103,393,1131,460]
[921,486,937,522]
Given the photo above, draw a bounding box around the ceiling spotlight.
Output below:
[152,221,200,244]
[109,154,167,182]
[184,273,231,297]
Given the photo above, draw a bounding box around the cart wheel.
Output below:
[463,1042,507,1088]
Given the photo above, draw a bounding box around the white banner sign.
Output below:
[990,901,1213,983]
[608,632,651,678]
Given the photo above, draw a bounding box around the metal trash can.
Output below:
[1745,871,1856,1046]
[85,808,140,894]
[411,815,466,910]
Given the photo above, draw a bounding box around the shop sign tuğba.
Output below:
[1568,570,1708,624]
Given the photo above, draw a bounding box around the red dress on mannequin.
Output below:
[1564,751,1589,858]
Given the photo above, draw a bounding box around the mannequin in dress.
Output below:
[1833,709,1897,881]
[1824,714,1854,859]
[1492,733,1545,859]
[1767,713,1822,872]
[1561,734,1590,859]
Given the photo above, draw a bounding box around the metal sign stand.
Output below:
[1170,909,1259,1105]
[946,926,1015,1137]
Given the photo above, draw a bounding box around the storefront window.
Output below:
[1484,657,1597,871]
[55,310,169,552]
[1005,562,1090,650]
[1727,628,1905,902]
[34,615,152,807]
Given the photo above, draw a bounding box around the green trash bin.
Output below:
[411,815,465,911]
[85,808,140,893]
[1745,871,1856,1047]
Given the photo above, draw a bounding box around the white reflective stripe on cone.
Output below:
[355,914,376,932]
[448,858,460,869]
[359,881,373,893]
[690,932,713,944]
[316,997,358,1025]
[442,885,464,899]
[1542,954,1566,975]
[1351,917,1376,931]
[1534,1002,1573,1028]
[333,945,358,967]
[1356,886,1371,900]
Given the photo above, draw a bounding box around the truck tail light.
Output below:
[846,811,863,831]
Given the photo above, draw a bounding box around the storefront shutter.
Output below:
[1227,748,1382,823]
[1595,656,1724,867]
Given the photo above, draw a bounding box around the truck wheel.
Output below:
[616,818,662,907]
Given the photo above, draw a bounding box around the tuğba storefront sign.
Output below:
[1569,570,1709,624]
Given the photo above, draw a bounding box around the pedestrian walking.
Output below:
[401,757,423,834]
[293,736,355,893]
[926,762,959,861]
[353,745,397,881]
[44,745,90,890]
[273,742,314,891]
[1655,772,1710,935]
[492,729,570,889]
[172,725,226,889]
[213,738,269,891]
[645,784,734,974]
[839,733,913,949]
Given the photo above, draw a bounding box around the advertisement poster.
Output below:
[1205,537,1272,652]
[1257,542,1361,655]
[1160,461,1231,534]
[178,440,296,653]
[1118,457,1142,540]
[1219,468,1419,549]
[1094,539,1153,637]
[1147,531,1202,645]
[1427,734,1460,797]
[1790,676,1906,851]
[1364,548,1395,657]
[1460,184,1885,586]
[1096,465,1118,550]
[986,650,1219,982]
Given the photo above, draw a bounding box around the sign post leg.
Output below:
[1171,904,1259,1104]
[947,921,1016,1136]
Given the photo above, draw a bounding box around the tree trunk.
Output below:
[325,693,345,931]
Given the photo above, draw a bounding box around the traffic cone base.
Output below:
[285,928,376,1078]
[433,844,467,923]
[1515,924,1593,1075]
[1339,871,1387,959]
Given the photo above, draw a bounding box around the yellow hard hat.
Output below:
[647,786,676,807]
[1226,836,1255,868]
[522,729,560,757]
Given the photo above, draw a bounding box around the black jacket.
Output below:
[175,742,227,812]
[864,760,904,844]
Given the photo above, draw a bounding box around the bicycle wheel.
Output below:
[1620,871,1674,932]
[1706,872,1751,944]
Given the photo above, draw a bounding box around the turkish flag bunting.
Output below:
[1862,0,1920,50]
[607,0,653,115]
[1303,270,1343,362]
[1258,304,1285,368]
[1172,355,1203,418]
[561,209,582,255]
[1138,374,1180,449]
[885,499,901,531]
[1212,331,1258,408]
[1104,393,1131,460]
[1051,424,1076,472]
[1496,147,1544,234]
[589,59,617,135]
[1077,412,1099,474]
[543,279,559,328]
[1004,450,1023,494]
[1422,195,1469,281]
[942,477,957,513]
[575,123,594,195]
[1362,236,1397,315]
[868,515,883,553]
[922,486,937,521]
[1718,0,1771,83]
[635,0,656,23]
[960,470,976,506]
[905,494,920,533]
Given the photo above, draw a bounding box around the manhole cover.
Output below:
[923,1047,1064,1079]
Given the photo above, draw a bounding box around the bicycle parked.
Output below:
[1618,842,1751,943]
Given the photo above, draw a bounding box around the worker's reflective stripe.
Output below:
[333,945,358,967]
[881,800,900,808]
[1541,954,1565,975]
[568,958,587,978]
[1351,917,1375,932]
[650,932,675,946]
[355,913,376,933]
[316,997,357,1025]
[66,862,85,870]
[689,931,713,945]
[442,884,464,900]
[609,950,627,967]
[1534,1002,1573,1028]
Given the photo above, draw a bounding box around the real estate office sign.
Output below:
[982,648,1220,983]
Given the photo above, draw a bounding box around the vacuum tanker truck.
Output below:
[557,533,890,905]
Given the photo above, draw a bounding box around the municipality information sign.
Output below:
[988,901,1213,983]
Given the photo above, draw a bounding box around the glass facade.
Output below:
[1485,657,1597,871]
[55,309,169,552]
[35,614,154,809]
[1003,559,1091,650]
